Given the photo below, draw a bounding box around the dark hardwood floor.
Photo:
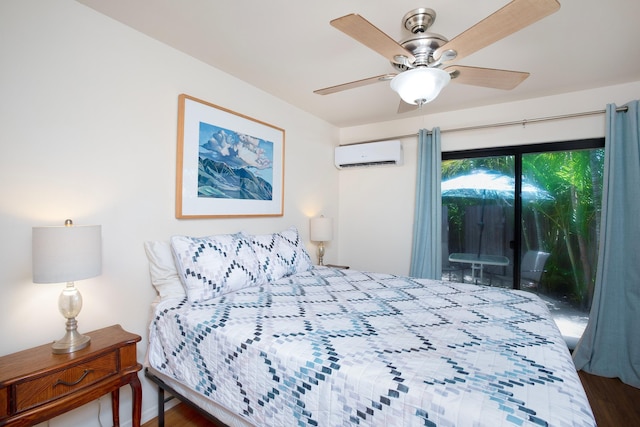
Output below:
[142,371,640,426]
[578,371,640,426]
[142,402,221,427]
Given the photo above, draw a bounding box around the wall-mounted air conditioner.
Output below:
[334,140,403,169]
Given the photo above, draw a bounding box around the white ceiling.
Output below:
[76,0,640,128]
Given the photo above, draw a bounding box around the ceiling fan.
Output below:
[314,0,561,111]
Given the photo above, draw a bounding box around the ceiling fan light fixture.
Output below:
[390,67,450,105]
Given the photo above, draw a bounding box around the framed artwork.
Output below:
[176,94,285,218]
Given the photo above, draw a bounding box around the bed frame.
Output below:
[145,368,222,427]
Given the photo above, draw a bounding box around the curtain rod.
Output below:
[350,106,629,144]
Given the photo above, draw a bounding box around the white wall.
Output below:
[0,1,338,425]
[337,81,640,274]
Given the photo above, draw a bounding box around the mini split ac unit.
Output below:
[334,140,403,169]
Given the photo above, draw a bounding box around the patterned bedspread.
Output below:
[148,267,595,426]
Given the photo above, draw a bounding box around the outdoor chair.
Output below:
[520,250,550,292]
[488,250,550,291]
[442,263,465,282]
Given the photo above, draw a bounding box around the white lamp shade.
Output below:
[390,67,450,105]
[32,224,102,283]
[310,217,333,242]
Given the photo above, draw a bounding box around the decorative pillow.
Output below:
[247,226,313,281]
[143,240,186,300]
[171,233,262,303]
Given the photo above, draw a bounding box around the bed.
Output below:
[144,228,595,426]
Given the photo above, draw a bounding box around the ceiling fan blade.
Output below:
[434,0,560,63]
[331,14,415,63]
[314,74,395,95]
[446,65,529,90]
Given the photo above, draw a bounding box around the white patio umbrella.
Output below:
[441,170,553,256]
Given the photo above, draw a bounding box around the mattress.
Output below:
[147,266,595,426]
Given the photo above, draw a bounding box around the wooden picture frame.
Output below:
[176,94,285,218]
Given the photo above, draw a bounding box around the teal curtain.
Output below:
[573,101,640,388]
[409,128,442,279]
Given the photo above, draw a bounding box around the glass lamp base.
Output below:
[317,242,326,266]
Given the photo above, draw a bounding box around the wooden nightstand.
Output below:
[0,324,142,427]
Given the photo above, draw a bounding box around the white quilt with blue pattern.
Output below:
[148,267,595,426]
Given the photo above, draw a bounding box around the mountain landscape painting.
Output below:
[198,121,274,200]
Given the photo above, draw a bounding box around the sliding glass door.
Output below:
[441,139,604,347]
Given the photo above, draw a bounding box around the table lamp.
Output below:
[32,219,102,354]
[310,216,333,265]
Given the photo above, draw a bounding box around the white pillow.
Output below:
[247,226,313,281]
[171,233,263,303]
[144,241,186,300]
